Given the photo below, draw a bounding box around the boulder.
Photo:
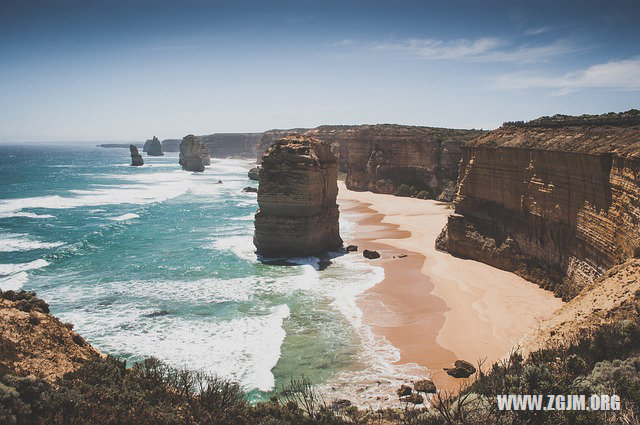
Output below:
[130,145,143,166]
[248,167,260,181]
[146,136,164,156]
[346,245,358,252]
[396,384,412,397]
[413,379,436,393]
[455,360,477,375]
[331,399,352,410]
[242,187,258,193]
[179,135,205,172]
[254,134,343,257]
[402,393,424,405]
[363,249,380,259]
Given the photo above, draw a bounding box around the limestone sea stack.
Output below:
[254,134,342,257]
[178,134,205,172]
[200,144,211,166]
[130,145,143,166]
[146,136,164,156]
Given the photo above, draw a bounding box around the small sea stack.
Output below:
[200,144,211,166]
[254,134,342,257]
[178,134,205,172]
[146,136,164,156]
[130,145,143,166]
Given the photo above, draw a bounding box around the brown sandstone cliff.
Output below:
[0,290,101,382]
[437,111,640,300]
[344,125,485,201]
[257,125,484,201]
[254,134,342,257]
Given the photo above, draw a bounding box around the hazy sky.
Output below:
[1,0,639,142]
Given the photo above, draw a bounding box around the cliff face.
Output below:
[254,134,342,257]
[163,133,262,157]
[437,112,640,299]
[200,144,211,166]
[345,125,485,201]
[179,135,205,172]
[0,290,100,382]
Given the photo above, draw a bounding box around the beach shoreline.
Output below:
[337,182,564,394]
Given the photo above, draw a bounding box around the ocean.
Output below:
[0,144,426,406]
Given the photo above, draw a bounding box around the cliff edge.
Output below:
[437,110,640,299]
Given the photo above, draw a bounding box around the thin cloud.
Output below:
[327,39,356,47]
[493,57,640,95]
[524,26,552,36]
[373,37,580,63]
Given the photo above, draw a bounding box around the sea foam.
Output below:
[0,234,64,252]
[0,259,50,275]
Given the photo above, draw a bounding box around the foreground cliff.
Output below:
[0,290,100,381]
[254,134,342,257]
[437,110,640,299]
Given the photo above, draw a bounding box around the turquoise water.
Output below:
[0,144,428,404]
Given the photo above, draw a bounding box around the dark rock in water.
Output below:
[396,385,412,397]
[403,393,424,405]
[331,399,352,410]
[455,360,476,375]
[146,136,164,156]
[130,145,144,166]
[318,259,332,270]
[363,249,380,259]
[414,379,436,393]
[200,144,211,166]
[179,135,205,172]
[254,134,342,257]
[444,360,476,379]
[214,180,223,184]
[242,187,258,193]
[346,245,358,252]
[143,310,171,318]
[248,167,260,181]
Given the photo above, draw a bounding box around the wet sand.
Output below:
[337,183,564,392]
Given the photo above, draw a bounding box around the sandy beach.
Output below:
[337,182,564,392]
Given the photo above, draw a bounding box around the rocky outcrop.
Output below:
[163,133,262,157]
[0,290,101,382]
[345,125,485,201]
[200,144,211,166]
[254,134,342,257]
[145,136,164,156]
[256,128,311,163]
[178,135,205,172]
[130,145,143,166]
[437,111,640,299]
[248,167,260,181]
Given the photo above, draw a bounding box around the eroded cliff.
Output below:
[254,134,342,257]
[0,290,101,382]
[179,135,205,172]
[437,111,640,299]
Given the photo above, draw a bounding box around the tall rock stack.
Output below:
[254,134,342,257]
[130,145,144,166]
[178,134,205,172]
[146,136,164,156]
[200,144,211,165]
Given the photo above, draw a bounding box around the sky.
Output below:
[1,0,639,142]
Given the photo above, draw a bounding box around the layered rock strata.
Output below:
[437,111,640,299]
[163,133,261,157]
[178,135,205,172]
[145,136,164,156]
[254,134,342,257]
[130,145,143,166]
[345,125,485,201]
[257,125,484,201]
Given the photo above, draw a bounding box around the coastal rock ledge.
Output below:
[179,134,205,172]
[254,134,342,257]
